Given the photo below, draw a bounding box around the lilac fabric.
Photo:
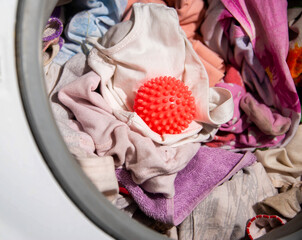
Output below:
[116,146,256,225]
[201,0,301,150]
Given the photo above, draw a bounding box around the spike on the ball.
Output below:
[133,76,196,135]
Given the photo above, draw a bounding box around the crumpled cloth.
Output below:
[178,162,277,240]
[256,184,302,219]
[201,0,301,150]
[57,4,235,198]
[255,125,302,189]
[116,147,256,225]
[86,3,234,147]
[58,65,200,198]
[122,0,225,87]
[48,53,119,201]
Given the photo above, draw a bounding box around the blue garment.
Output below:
[54,0,127,65]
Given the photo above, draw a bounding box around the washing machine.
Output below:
[0,0,302,239]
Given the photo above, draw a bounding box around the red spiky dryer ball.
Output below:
[133,76,196,135]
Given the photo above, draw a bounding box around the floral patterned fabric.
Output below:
[201,0,301,150]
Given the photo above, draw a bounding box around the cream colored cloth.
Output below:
[87,3,233,147]
[43,43,61,66]
[44,62,62,95]
[77,156,118,202]
[178,162,277,240]
[255,125,302,188]
[256,184,302,219]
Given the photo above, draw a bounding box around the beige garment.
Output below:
[77,156,119,202]
[48,53,119,201]
[44,62,62,95]
[256,184,302,219]
[43,44,61,66]
[255,125,302,188]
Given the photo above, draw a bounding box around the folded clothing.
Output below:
[116,147,256,225]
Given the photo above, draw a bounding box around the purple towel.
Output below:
[116,146,256,225]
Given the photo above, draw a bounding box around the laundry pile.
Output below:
[43,0,302,239]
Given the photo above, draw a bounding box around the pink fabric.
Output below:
[205,66,240,147]
[221,0,297,111]
[201,0,301,149]
[58,69,200,198]
[215,82,290,149]
[224,65,244,86]
[240,93,291,136]
[205,132,236,148]
[221,0,301,119]
[123,0,225,87]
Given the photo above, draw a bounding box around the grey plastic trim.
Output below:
[15,0,168,239]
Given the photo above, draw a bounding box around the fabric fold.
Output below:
[86,3,233,146]
[201,0,301,150]
[116,147,256,225]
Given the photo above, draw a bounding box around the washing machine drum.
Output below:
[15,0,302,240]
